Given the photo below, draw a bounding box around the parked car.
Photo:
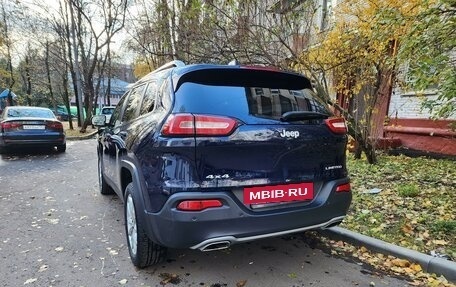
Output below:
[55,106,78,121]
[100,106,116,123]
[0,106,66,153]
[92,61,351,268]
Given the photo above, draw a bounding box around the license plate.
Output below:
[23,125,45,130]
[243,182,314,205]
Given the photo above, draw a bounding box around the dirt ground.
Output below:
[62,120,97,137]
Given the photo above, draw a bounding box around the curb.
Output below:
[320,227,456,282]
[66,130,98,141]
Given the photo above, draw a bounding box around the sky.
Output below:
[9,0,134,65]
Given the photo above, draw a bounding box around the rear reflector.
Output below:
[336,183,351,193]
[161,114,237,136]
[325,117,347,134]
[177,199,223,211]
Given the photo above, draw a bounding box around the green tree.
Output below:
[295,0,437,164]
[398,0,456,119]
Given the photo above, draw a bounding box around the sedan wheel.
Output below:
[56,143,66,153]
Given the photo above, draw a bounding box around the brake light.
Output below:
[336,183,351,193]
[161,114,237,136]
[46,121,63,131]
[325,117,347,134]
[176,199,223,211]
[1,122,21,130]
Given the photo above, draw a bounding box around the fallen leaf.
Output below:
[410,263,422,273]
[38,264,48,272]
[24,278,37,285]
[432,240,448,246]
[236,280,247,287]
[391,258,410,267]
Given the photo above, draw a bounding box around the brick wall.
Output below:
[388,89,456,120]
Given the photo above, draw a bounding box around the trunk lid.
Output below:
[171,67,348,190]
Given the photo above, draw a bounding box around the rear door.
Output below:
[102,84,146,188]
[172,68,348,201]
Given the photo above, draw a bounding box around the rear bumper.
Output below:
[0,135,65,147]
[140,179,351,249]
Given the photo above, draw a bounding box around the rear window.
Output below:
[173,68,330,122]
[101,108,115,115]
[173,83,329,121]
[7,108,55,119]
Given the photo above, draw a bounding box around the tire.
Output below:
[57,144,66,153]
[98,156,114,195]
[124,183,167,268]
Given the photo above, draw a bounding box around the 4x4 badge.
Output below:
[206,174,230,180]
[280,130,300,138]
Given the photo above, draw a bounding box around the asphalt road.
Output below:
[0,139,409,287]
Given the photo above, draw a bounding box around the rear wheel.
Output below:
[56,144,66,153]
[124,183,167,268]
[98,157,114,195]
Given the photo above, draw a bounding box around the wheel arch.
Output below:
[119,160,149,209]
[120,160,159,247]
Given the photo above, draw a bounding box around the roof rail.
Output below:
[154,60,186,73]
[228,59,239,65]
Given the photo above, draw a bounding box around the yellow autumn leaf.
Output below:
[391,258,410,267]
[432,240,448,245]
[410,264,422,273]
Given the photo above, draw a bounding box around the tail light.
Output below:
[336,182,351,193]
[1,122,21,131]
[177,199,223,211]
[46,121,63,131]
[161,114,237,136]
[325,117,347,134]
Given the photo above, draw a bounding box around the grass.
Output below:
[342,153,456,260]
[63,120,97,137]
[397,183,420,197]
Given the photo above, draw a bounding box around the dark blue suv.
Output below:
[92,61,351,268]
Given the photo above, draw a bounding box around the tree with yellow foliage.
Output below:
[296,0,445,163]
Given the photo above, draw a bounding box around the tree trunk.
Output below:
[45,42,57,113]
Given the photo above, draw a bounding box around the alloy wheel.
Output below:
[126,194,138,256]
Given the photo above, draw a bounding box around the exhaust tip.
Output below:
[200,241,231,252]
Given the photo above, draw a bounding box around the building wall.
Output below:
[389,89,456,120]
[386,88,456,156]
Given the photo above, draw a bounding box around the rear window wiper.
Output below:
[280,111,329,122]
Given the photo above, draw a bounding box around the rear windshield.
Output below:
[102,108,115,115]
[7,108,55,119]
[173,83,330,121]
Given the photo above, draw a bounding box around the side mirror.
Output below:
[92,115,106,127]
